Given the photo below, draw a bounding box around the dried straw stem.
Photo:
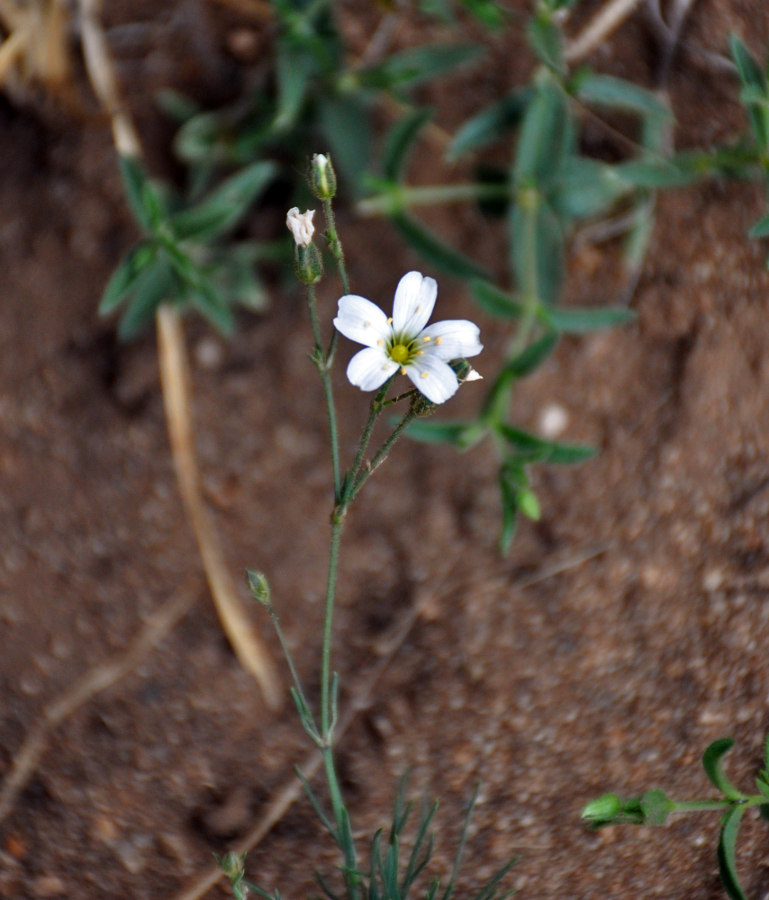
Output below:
[78,0,280,706]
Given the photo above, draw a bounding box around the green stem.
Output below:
[509,186,541,361]
[341,381,392,509]
[358,182,509,217]
[349,405,420,502]
[323,746,359,900]
[323,197,349,295]
[672,796,764,814]
[481,189,543,429]
[320,518,343,738]
[307,284,342,498]
[266,605,318,739]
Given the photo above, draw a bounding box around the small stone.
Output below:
[702,567,724,591]
[538,403,569,438]
[31,874,66,897]
[194,337,224,371]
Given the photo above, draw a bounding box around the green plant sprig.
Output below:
[235,156,515,900]
[582,734,769,900]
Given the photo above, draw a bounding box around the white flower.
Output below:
[333,271,482,405]
[286,207,315,247]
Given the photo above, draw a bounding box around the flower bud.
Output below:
[246,568,272,608]
[286,207,316,247]
[581,793,622,822]
[310,153,337,199]
[295,242,323,284]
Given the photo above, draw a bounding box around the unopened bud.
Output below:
[582,793,622,822]
[286,207,316,247]
[246,568,272,607]
[310,153,337,199]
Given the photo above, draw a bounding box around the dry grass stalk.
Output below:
[78,0,281,706]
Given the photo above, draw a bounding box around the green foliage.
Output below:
[583,733,769,900]
[101,157,277,338]
[223,778,516,900]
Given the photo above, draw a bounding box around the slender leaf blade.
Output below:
[703,738,746,801]
[717,806,748,900]
[392,212,490,280]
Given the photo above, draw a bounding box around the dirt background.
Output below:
[2,1,769,898]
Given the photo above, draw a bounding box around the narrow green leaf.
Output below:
[170,161,277,241]
[510,196,565,305]
[527,13,564,73]
[717,805,748,900]
[188,281,236,336]
[460,0,507,29]
[514,79,573,186]
[497,423,595,464]
[117,260,175,340]
[391,212,490,279]
[551,157,630,221]
[730,34,767,93]
[730,34,769,150]
[404,420,482,449]
[118,155,151,229]
[623,194,656,272]
[359,44,482,91]
[470,279,523,319]
[448,88,533,160]
[504,331,559,379]
[614,159,699,188]
[274,40,315,131]
[294,765,337,839]
[702,739,747,801]
[471,856,518,900]
[382,107,434,182]
[318,94,372,196]
[442,784,480,900]
[575,72,670,119]
[544,304,635,333]
[99,241,157,315]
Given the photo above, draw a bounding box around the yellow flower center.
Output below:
[389,343,409,364]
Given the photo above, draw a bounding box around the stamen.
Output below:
[387,316,393,324]
[422,336,431,342]
[434,337,443,345]
[417,350,424,356]
[420,372,429,379]
[364,321,371,328]
[377,339,383,346]
[400,367,407,375]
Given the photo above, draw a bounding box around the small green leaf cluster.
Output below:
[100,156,277,337]
[220,779,516,900]
[166,0,481,200]
[582,734,769,900]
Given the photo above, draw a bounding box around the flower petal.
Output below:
[392,271,437,336]
[406,354,459,404]
[347,346,398,391]
[334,295,391,347]
[420,319,483,360]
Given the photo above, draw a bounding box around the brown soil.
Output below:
[2,2,769,899]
